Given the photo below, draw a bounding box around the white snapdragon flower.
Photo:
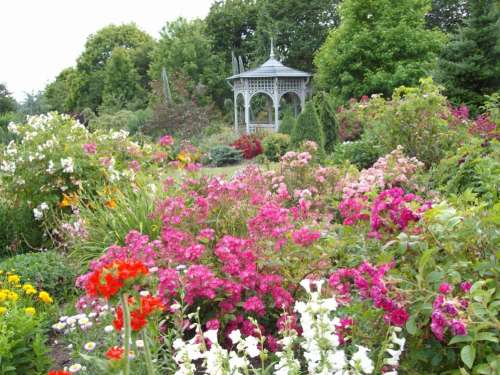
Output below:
[243,336,260,358]
[61,157,74,173]
[350,345,374,374]
[228,329,242,345]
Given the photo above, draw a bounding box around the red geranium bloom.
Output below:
[48,371,71,375]
[106,346,125,360]
[84,260,149,299]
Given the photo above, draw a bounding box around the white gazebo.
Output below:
[227,41,311,133]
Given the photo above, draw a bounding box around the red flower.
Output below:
[48,371,71,375]
[113,296,165,332]
[106,346,125,360]
[84,260,149,299]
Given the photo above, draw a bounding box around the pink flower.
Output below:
[159,134,174,147]
[83,143,97,154]
[291,227,321,247]
[387,308,409,327]
[243,296,266,316]
[128,160,141,172]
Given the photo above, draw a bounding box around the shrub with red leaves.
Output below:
[231,134,263,159]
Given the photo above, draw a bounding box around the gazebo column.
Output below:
[234,92,238,133]
[274,78,279,132]
[244,92,250,134]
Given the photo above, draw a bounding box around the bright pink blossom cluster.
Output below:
[339,187,429,239]
[431,282,471,341]
[328,261,409,327]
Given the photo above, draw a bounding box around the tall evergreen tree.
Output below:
[279,109,296,135]
[0,84,17,114]
[435,0,500,112]
[315,0,445,101]
[316,92,339,153]
[291,101,325,151]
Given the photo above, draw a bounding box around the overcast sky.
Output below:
[0,0,213,101]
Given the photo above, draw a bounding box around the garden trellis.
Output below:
[227,40,311,134]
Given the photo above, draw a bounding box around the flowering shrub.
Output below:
[231,134,263,159]
[0,113,174,230]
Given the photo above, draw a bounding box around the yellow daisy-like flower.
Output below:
[25,307,36,316]
[23,284,37,295]
[7,275,20,284]
[38,291,53,304]
[0,290,7,302]
[0,306,7,315]
[8,291,18,302]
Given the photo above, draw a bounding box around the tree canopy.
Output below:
[314,0,446,101]
[435,0,500,111]
[0,84,17,114]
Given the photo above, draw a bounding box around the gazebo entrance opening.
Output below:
[227,41,311,134]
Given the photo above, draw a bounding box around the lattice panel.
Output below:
[248,78,275,97]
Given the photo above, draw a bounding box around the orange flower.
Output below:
[105,199,116,209]
[59,192,79,208]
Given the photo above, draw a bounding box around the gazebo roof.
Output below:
[227,57,311,80]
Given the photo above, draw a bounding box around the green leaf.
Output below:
[460,345,476,369]
[406,315,418,335]
[449,335,473,344]
[476,332,498,343]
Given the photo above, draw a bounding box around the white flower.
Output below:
[0,160,16,174]
[229,329,241,345]
[68,363,82,373]
[60,157,74,173]
[139,290,150,297]
[40,202,49,211]
[83,342,96,351]
[204,329,219,344]
[52,322,66,331]
[7,122,19,134]
[33,208,43,220]
[136,339,144,348]
[46,160,56,174]
[350,345,374,374]
[300,279,311,293]
[243,336,260,358]
[104,325,114,333]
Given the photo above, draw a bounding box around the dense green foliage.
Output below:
[426,0,469,31]
[0,251,77,300]
[316,92,339,153]
[278,109,296,135]
[291,101,324,151]
[207,145,243,166]
[150,18,227,107]
[435,0,500,112]
[315,0,445,100]
[329,139,382,169]
[255,0,340,71]
[262,132,290,161]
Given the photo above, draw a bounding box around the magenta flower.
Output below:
[243,296,266,316]
[460,281,472,293]
[439,283,453,294]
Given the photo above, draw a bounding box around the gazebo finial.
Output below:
[270,37,275,59]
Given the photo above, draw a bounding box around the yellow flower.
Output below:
[7,275,20,284]
[59,192,79,208]
[8,291,18,302]
[0,290,7,302]
[23,284,37,295]
[38,291,53,304]
[0,306,6,315]
[177,151,192,164]
[25,307,36,316]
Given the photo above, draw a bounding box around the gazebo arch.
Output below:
[227,40,311,134]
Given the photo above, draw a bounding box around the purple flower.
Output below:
[450,320,467,336]
[460,281,472,293]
